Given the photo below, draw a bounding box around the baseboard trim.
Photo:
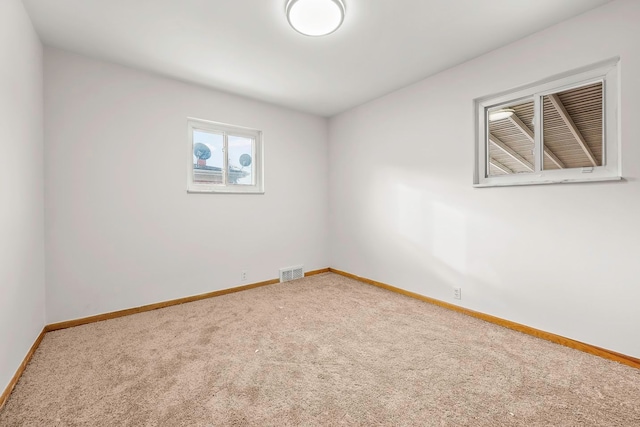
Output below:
[329,268,640,370]
[1,269,330,410]
[46,268,330,332]
[20,267,635,410]
[0,328,46,411]
[306,268,330,276]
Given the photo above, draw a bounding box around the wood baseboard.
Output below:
[1,269,330,410]
[0,328,46,411]
[306,268,330,276]
[2,266,636,412]
[329,268,640,370]
[46,268,330,332]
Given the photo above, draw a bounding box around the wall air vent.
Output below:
[279,265,304,283]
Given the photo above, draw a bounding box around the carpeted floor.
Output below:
[1,273,639,426]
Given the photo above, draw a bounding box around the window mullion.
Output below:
[223,133,229,186]
[534,94,543,173]
[251,138,256,186]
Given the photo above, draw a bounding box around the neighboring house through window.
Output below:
[187,118,264,194]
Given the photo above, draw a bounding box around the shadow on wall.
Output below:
[397,184,468,274]
[357,166,629,346]
[385,177,531,316]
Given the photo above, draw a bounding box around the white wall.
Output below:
[0,0,46,394]
[44,48,329,323]
[329,0,640,358]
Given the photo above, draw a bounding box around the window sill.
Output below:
[473,175,622,188]
[187,188,265,194]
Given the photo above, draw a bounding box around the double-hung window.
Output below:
[474,58,620,187]
[187,118,264,193]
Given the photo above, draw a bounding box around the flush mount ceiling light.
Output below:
[286,0,346,37]
[488,108,515,122]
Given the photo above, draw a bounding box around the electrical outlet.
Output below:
[241,271,247,281]
[453,288,461,300]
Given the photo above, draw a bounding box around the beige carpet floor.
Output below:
[1,273,639,426]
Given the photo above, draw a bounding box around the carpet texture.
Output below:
[1,273,639,426]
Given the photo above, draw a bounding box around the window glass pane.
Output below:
[228,135,254,185]
[193,130,224,184]
[487,100,535,177]
[542,82,603,170]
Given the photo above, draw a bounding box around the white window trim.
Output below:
[187,117,264,194]
[474,58,621,187]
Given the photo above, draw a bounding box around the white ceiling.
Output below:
[23,0,612,117]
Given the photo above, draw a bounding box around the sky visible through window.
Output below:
[193,130,253,185]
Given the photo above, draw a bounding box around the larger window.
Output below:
[474,58,620,187]
[187,118,264,194]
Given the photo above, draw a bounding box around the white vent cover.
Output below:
[279,265,304,283]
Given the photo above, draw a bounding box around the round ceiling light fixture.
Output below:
[286,0,346,37]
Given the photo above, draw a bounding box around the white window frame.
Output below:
[474,58,621,187]
[187,118,264,194]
